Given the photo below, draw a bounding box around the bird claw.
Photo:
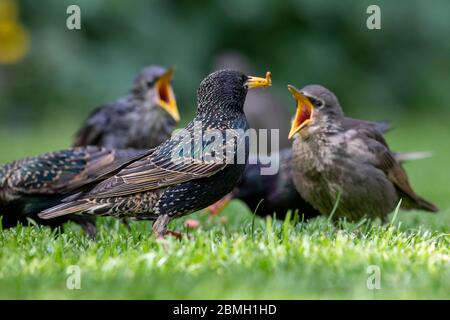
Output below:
[156,230,195,241]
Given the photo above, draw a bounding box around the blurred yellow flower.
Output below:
[0,0,18,20]
[0,0,30,64]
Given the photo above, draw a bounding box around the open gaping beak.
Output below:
[155,68,180,122]
[287,84,314,139]
[245,71,272,89]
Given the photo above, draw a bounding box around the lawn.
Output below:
[0,115,449,299]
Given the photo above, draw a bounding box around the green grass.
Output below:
[0,115,449,299]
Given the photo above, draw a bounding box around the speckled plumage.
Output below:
[233,137,429,220]
[289,84,438,221]
[40,70,269,237]
[231,119,388,219]
[0,147,146,236]
[73,65,177,149]
[1,65,178,236]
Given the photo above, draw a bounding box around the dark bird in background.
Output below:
[38,70,272,238]
[213,52,292,148]
[230,149,319,220]
[73,65,180,149]
[210,120,430,220]
[0,65,180,237]
[287,84,438,221]
[0,147,146,237]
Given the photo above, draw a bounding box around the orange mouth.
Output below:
[155,68,180,122]
[287,85,314,139]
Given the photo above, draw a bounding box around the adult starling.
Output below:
[0,147,146,237]
[73,65,180,149]
[287,84,438,221]
[38,70,272,238]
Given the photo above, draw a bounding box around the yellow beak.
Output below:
[155,68,180,122]
[287,84,314,139]
[245,71,272,89]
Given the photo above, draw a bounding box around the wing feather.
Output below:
[354,127,437,211]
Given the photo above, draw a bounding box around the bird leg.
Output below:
[152,214,171,239]
[206,193,233,216]
[121,217,132,232]
[69,215,97,240]
[152,214,194,240]
[152,214,185,240]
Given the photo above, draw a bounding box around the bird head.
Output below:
[132,65,180,122]
[196,69,271,115]
[287,84,343,139]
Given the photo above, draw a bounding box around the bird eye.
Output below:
[309,97,323,107]
[313,99,322,107]
[146,80,154,87]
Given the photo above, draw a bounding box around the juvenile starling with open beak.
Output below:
[0,147,146,238]
[38,70,272,238]
[73,65,180,149]
[287,84,438,221]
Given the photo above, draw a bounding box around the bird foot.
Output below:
[156,230,195,241]
[206,194,233,216]
[184,219,200,229]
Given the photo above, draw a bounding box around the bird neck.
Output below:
[197,106,245,123]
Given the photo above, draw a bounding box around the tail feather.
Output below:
[38,200,108,219]
[395,151,432,163]
[413,196,439,213]
[402,194,439,213]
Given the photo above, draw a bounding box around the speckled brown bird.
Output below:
[211,121,429,220]
[287,84,438,222]
[0,147,147,238]
[73,65,179,149]
[38,70,272,238]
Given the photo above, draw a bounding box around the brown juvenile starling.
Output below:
[38,70,272,238]
[286,84,438,221]
[210,121,429,220]
[73,65,179,149]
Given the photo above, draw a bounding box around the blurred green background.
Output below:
[0,0,449,300]
[0,0,449,171]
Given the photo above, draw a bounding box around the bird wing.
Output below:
[81,127,241,199]
[343,117,391,134]
[354,127,437,211]
[72,100,125,147]
[8,146,150,195]
[72,106,108,147]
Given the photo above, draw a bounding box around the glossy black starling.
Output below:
[0,147,147,237]
[287,84,438,221]
[39,70,272,238]
[73,65,180,149]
